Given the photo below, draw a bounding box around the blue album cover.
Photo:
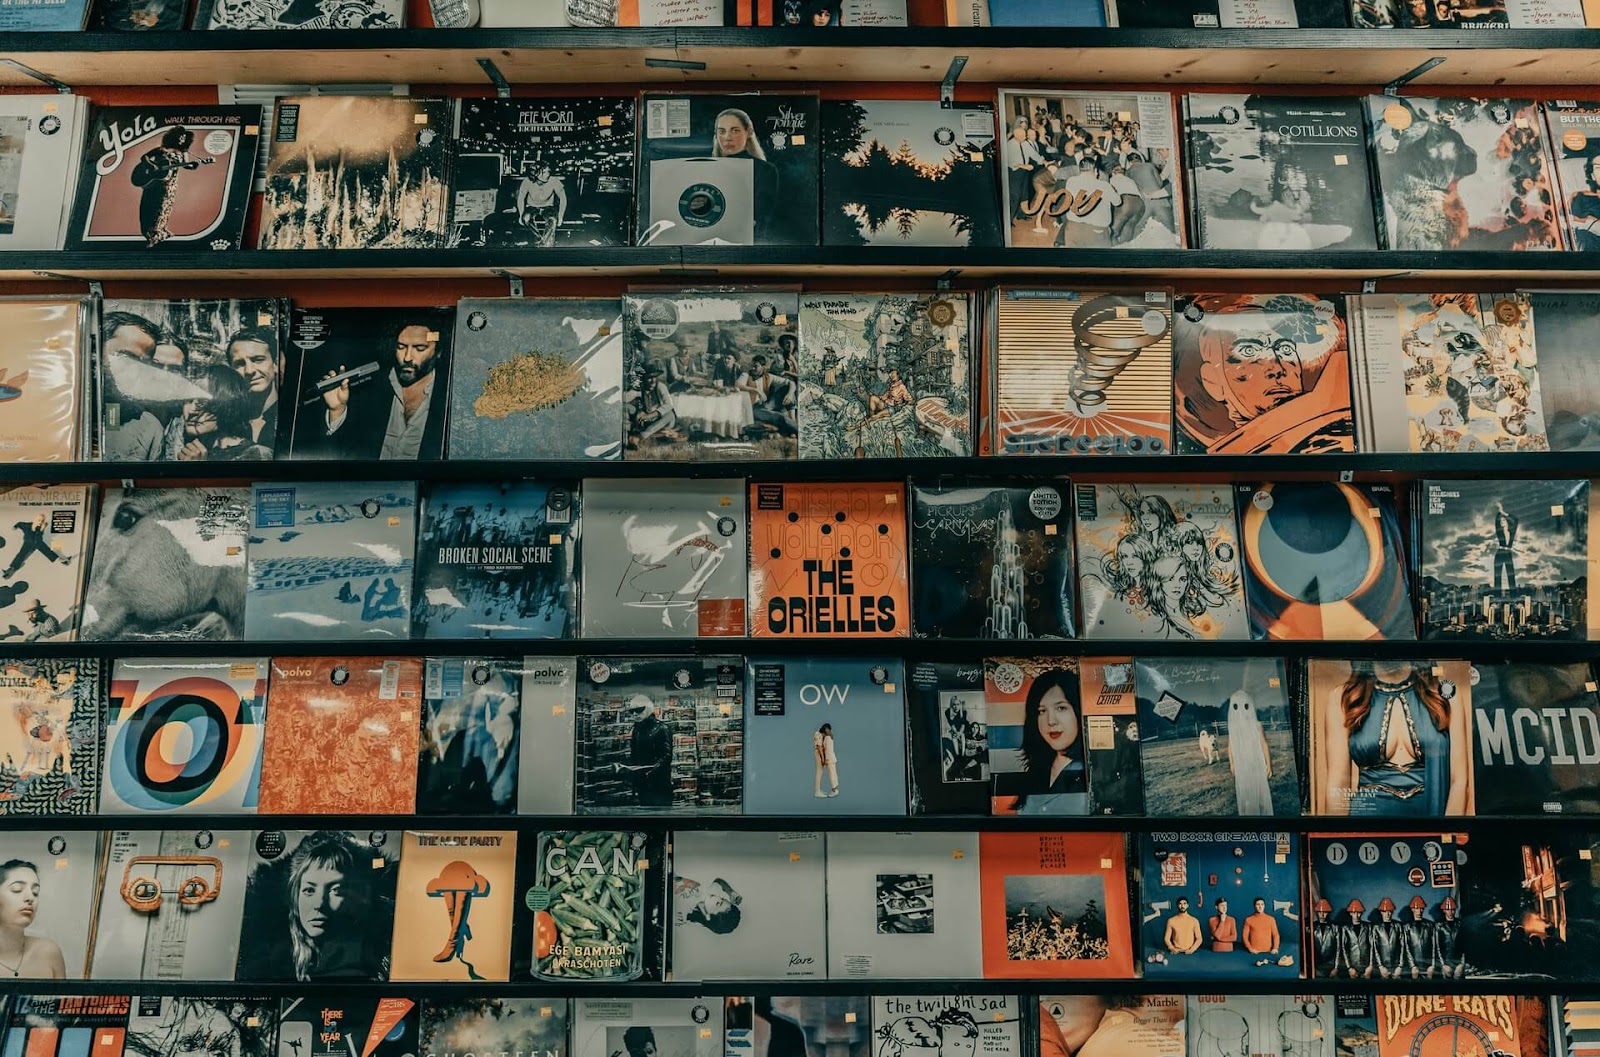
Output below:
[986,0,1105,22]
[413,481,579,640]
[1307,832,1464,980]
[742,656,907,816]
[420,659,522,815]
[1139,832,1301,980]
[0,0,90,29]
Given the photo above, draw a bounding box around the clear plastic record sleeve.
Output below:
[0,96,89,249]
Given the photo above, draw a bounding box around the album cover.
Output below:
[748,482,910,638]
[195,0,403,27]
[420,659,521,815]
[1526,292,1600,450]
[985,658,1088,817]
[1416,479,1591,641]
[1080,658,1144,817]
[572,1000,722,1057]
[257,658,423,815]
[244,482,418,640]
[1183,95,1379,251]
[906,661,990,816]
[518,657,576,815]
[1,996,132,1057]
[1471,662,1600,815]
[574,656,742,814]
[623,289,800,461]
[0,97,89,249]
[1236,481,1416,640]
[81,487,249,641]
[1306,659,1475,817]
[870,997,1020,1057]
[450,97,633,248]
[579,478,747,639]
[67,106,259,252]
[1133,657,1299,816]
[1073,483,1249,640]
[635,94,820,246]
[670,830,825,981]
[910,480,1073,638]
[0,658,99,815]
[1183,996,1330,1057]
[727,998,871,1057]
[1559,997,1600,1057]
[991,288,1174,456]
[0,831,96,977]
[980,832,1132,979]
[1333,995,1547,1057]
[1306,832,1465,979]
[390,830,515,982]
[277,997,419,1057]
[447,297,625,461]
[0,298,91,461]
[0,485,93,643]
[798,292,973,459]
[0,2,90,33]
[1370,0,1582,26]
[824,831,982,978]
[1138,832,1300,980]
[124,999,276,1057]
[91,828,250,980]
[421,1000,567,1057]
[527,830,663,983]
[1112,0,1346,25]
[284,307,455,461]
[820,99,1001,247]
[99,298,283,462]
[1366,96,1562,251]
[995,90,1185,250]
[89,0,186,26]
[1546,101,1600,251]
[101,657,268,815]
[259,96,451,249]
[414,482,579,640]
[1038,995,1184,1057]
[1457,830,1600,979]
[742,656,906,816]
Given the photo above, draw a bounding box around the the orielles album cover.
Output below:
[0,485,93,644]
[0,658,100,815]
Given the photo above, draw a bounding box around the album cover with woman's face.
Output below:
[985,657,1087,818]
[905,661,990,817]
[0,657,101,816]
[670,830,825,981]
[0,831,97,978]
[824,832,981,979]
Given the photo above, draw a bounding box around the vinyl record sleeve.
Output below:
[1471,662,1600,815]
[526,830,663,983]
[90,828,250,980]
[869,997,1020,1055]
[277,997,419,1057]
[0,298,89,462]
[1,996,132,1057]
[1526,291,1600,450]
[1457,829,1600,979]
[420,1000,568,1057]
[0,831,97,977]
[986,657,1088,817]
[670,830,825,981]
[245,482,418,640]
[727,998,871,1057]
[1546,101,1600,251]
[0,96,87,248]
[1038,995,1183,1057]
[90,0,186,26]
[195,0,403,27]
[579,478,747,639]
[1113,0,1345,24]
[1306,832,1465,980]
[979,832,1133,979]
[447,297,625,461]
[1080,657,1144,816]
[991,288,1174,456]
[257,657,423,815]
[100,657,268,815]
[390,830,516,982]
[420,659,522,815]
[0,658,100,815]
[0,0,91,31]
[67,106,260,252]
[0,484,94,643]
[824,831,982,979]
[518,656,576,815]
[906,661,990,816]
[124,999,277,1057]
[1183,996,1330,1057]
[1559,997,1600,1057]
[81,487,249,641]
[572,1000,723,1057]
[1333,995,1547,1057]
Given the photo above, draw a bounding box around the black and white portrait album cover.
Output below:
[670,830,825,981]
[906,661,991,816]
[824,831,981,979]
[572,999,723,1057]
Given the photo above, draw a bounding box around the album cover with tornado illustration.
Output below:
[390,830,516,982]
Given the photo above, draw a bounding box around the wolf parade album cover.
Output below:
[797,292,971,460]
[820,100,1000,247]
[1183,996,1330,1057]
[67,107,260,252]
[623,290,800,462]
[991,288,1174,456]
[526,830,663,983]
[1415,479,1592,641]
[670,830,825,981]
[277,997,420,1057]
[979,832,1132,979]
[1,996,133,1057]
[0,659,100,815]
[0,96,89,249]
[748,482,910,638]
[1172,293,1355,455]
[284,307,455,461]
[573,1000,722,1057]
[1073,483,1248,640]
[870,997,1020,1057]
[245,482,418,640]
[824,832,982,978]
[1523,291,1600,451]
[419,659,521,816]
[91,828,250,980]
[450,98,634,249]
[448,298,625,461]
[1038,995,1184,1057]
[390,830,516,982]
[1306,832,1465,979]
[910,480,1073,639]
[259,97,451,250]
[1334,996,1547,1057]
[257,658,423,815]
[195,0,403,28]
[906,661,990,816]
[1546,102,1600,251]
[0,298,91,461]
[742,656,907,816]
[234,829,399,982]
[124,998,278,1057]
[1138,832,1300,980]
[1183,95,1379,251]
[995,90,1185,251]
[580,479,746,638]
[575,656,742,815]
[1456,830,1600,980]
[414,482,579,640]
[1366,96,1562,252]
[985,658,1087,817]
[1080,658,1144,817]
[518,657,576,815]
[1472,662,1600,815]
[636,94,820,246]
[100,657,268,815]
[0,485,93,643]
[726,998,871,1057]
[81,488,249,641]
[421,1000,567,1057]
[1235,482,1416,640]
[1133,657,1299,816]
[0,831,96,977]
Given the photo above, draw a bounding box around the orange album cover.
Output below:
[257,657,422,815]
[390,830,517,982]
[748,481,910,638]
[978,831,1134,980]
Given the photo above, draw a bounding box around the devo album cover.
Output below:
[0,298,91,462]
[1471,662,1600,815]
[905,661,990,816]
[1306,832,1465,980]
[0,830,97,977]
[0,658,100,815]
[419,659,522,815]
[390,830,516,982]
[0,484,93,644]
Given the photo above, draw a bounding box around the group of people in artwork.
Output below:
[1157,894,1285,963]
[1093,491,1239,639]
[1310,894,1466,979]
[627,324,800,450]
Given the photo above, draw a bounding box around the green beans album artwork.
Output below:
[529,830,657,983]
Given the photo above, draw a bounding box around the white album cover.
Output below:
[517,656,576,815]
[825,832,981,979]
[0,96,88,250]
[670,831,825,981]
[573,999,723,1057]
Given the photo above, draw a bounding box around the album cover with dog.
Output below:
[390,830,516,982]
[420,659,522,815]
[277,998,420,1057]
[979,832,1132,979]
[669,830,825,981]
[1471,662,1600,815]
[0,830,97,977]
[824,831,982,978]
[0,485,94,644]
[0,297,92,462]
[0,658,100,816]
[906,661,990,816]
[572,999,722,1057]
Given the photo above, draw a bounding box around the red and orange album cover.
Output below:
[978,831,1133,980]
[748,482,909,638]
[1336,994,1547,1057]
[258,657,422,815]
[390,830,516,982]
